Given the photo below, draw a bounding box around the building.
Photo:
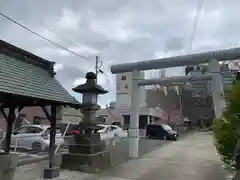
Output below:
[60,107,83,124]
[96,105,164,129]
[187,64,236,93]
[145,87,182,125]
[182,63,237,126]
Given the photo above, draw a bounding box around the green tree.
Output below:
[212,80,240,168]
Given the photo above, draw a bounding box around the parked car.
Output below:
[146,124,179,141]
[97,124,115,140]
[111,122,122,127]
[97,124,127,140]
[1,125,64,151]
[110,125,128,138]
[73,124,127,140]
[59,123,79,136]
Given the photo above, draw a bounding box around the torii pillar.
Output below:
[129,69,140,158]
[208,59,226,119]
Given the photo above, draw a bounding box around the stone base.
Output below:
[61,151,111,173]
[0,153,18,180]
[43,167,60,179]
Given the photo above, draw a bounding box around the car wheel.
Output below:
[32,142,42,152]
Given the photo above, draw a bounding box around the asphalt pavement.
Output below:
[105,137,169,167]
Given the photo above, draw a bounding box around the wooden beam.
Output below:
[18,105,25,113]
[42,106,51,120]
[0,108,8,121]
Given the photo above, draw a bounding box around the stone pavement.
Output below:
[15,131,229,180]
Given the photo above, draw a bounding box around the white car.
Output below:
[2,125,64,152]
[97,124,127,140]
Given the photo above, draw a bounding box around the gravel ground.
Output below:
[108,138,169,167]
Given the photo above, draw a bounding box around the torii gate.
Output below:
[111,47,240,158]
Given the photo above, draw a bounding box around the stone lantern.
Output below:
[61,72,110,173]
[72,72,108,124]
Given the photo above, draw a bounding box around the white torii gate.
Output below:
[111,47,240,158]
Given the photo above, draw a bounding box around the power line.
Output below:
[0,12,88,60]
[187,0,204,52]
[40,23,113,78]
[39,23,85,52]
[40,24,112,74]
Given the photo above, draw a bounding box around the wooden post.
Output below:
[49,105,56,168]
[4,107,15,153]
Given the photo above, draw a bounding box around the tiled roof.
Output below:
[0,41,80,106]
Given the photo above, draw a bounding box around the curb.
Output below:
[17,155,48,167]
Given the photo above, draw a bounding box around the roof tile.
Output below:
[0,54,80,106]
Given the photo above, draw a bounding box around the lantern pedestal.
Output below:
[61,122,111,173]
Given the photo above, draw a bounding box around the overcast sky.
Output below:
[0,0,240,106]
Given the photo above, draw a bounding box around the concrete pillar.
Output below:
[208,59,226,119]
[129,69,140,158]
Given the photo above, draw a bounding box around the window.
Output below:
[33,116,41,124]
[13,127,28,134]
[44,127,61,135]
[125,84,128,89]
[110,126,117,131]
[27,127,43,133]
[161,124,172,131]
[121,76,126,81]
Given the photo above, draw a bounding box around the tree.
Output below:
[212,80,240,169]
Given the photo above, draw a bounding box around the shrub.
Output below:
[212,118,238,167]
[212,80,240,168]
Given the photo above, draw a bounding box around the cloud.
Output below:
[57,9,82,31]
[1,0,240,105]
[54,63,63,72]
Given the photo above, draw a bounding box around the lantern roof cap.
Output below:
[72,72,108,94]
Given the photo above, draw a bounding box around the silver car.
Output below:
[3,125,64,151]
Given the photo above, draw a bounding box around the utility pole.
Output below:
[179,92,183,124]
[95,56,104,83]
[95,56,99,83]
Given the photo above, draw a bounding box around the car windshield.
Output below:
[161,124,172,131]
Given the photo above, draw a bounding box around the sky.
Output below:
[0,0,240,106]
